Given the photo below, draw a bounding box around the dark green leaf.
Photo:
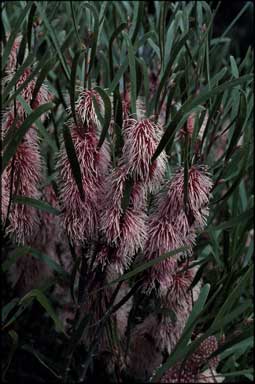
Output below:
[109,22,128,80]
[36,3,71,81]
[20,289,67,334]
[12,196,60,215]
[63,123,85,201]
[1,3,31,70]
[94,86,112,148]
[82,3,99,75]
[70,50,82,125]
[27,2,37,51]
[152,74,253,161]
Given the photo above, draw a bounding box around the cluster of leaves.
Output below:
[1,1,254,383]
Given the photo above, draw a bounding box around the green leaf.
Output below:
[16,95,57,151]
[225,90,247,162]
[1,298,19,324]
[82,2,99,75]
[211,266,253,330]
[209,208,253,231]
[221,2,252,38]
[2,246,69,278]
[70,50,82,125]
[152,74,253,161]
[1,2,31,70]
[109,60,129,93]
[70,1,82,46]
[31,56,56,107]
[16,30,27,66]
[94,86,112,148]
[230,55,239,79]
[159,1,167,67]
[2,102,54,173]
[12,196,60,215]
[123,32,137,115]
[130,1,144,44]
[22,345,62,379]
[153,32,189,114]
[63,123,85,201]
[2,330,19,381]
[20,289,67,335]
[27,2,37,51]
[106,246,189,287]
[36,2,70,81]
[109,22,128,80]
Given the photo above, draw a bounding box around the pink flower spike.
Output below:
[122,117,166,190]
[3,126,42,244]
[75,89,102,129]
[57,121,110,244]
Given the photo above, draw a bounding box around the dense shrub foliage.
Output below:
[1,1,254,383]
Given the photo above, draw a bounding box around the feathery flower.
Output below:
[143,165,212,291]
[122,117,166,190]
[5,34,22,73]
[100,164,147,271]
[14,68,52,121]
[75,88,102,129]
[57,120,110,244]
[2,120,42,243]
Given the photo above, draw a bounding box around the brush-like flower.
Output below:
[5,34,22,73]
[14,68,52,121]
[156,272,201,355]
[2,117,42,243]
[38,184,62,244]
[1,170,9,225]
[99,164,147,271]
[75,88,102,128]
[162,266,199,311]
[57,120,110,244]
[143,165,212,291]
[122,117,166,191]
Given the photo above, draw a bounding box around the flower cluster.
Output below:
[57,89,110,244]
[2,35,52,244]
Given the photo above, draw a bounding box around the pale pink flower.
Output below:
[75,88,102,129]
[14,68,52,121]
[2,110,42,244]
[57,120,110,244]
[162,266,199,311]
[156,274,201,354]
[38,184,62,244]
[157,165,212,228]
[1,169,9,224]
[99,164,147,271]
[122,117,166,190]
[142,165,212,291]
[5,35,22,73]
